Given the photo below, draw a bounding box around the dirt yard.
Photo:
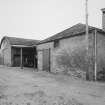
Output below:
[0,66,105,105]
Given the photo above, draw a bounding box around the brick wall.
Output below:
[102,10,105,31]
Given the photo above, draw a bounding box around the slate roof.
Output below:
[1,36,40,47]
[38,23,105,44]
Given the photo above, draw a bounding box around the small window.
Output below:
[54,40,59,48]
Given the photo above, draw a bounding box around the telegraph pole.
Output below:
[85,0,89,80]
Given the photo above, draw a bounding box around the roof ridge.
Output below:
[1,36,40,46]
[5,36,39,41]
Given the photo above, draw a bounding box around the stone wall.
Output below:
[53,32,95,80]
[37,32,95,80]
[96,32,105,78]
[37,42,54,71]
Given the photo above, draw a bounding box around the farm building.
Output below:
[37,8,105,80]
[0,36,39,68]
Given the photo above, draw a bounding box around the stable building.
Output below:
[37,8,105,80]
[0,36,39,68]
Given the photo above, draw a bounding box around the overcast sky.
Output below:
[0,0,105,40]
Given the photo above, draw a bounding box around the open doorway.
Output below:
[11,46,37,68]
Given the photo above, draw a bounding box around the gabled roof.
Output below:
[38,23,105,44]
[1,36,40,47]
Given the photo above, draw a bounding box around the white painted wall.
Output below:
[0,39,12,66]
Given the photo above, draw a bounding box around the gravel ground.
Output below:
[0,66,105,105]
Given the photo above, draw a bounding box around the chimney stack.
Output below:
[101,8,105,31]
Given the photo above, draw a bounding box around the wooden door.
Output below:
[42,49,50,72]
[13,55,20,66]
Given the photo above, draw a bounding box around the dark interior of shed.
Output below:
[12,47,37,68]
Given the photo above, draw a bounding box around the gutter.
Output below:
[11,45,36,48]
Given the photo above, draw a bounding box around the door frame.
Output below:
[42,48,51,72]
